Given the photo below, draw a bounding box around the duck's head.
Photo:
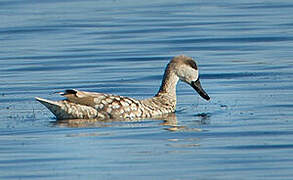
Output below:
[170,55,210,101]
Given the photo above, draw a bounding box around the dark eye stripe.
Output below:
[185,59,198,70]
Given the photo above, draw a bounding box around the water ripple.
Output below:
[1,0,293,179]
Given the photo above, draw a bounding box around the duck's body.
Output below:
[36,55,210,120]
[36,90,176,120]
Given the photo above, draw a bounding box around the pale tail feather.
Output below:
[35,97,62,112]
[35,97,99,120]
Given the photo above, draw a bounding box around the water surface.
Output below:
[1,0,293,179]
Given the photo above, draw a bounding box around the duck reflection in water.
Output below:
[54,112,211,132]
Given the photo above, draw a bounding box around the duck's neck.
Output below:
[156,67,179,99]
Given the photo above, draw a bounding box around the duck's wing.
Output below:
[57,89,110,108]
[35,89,115,120]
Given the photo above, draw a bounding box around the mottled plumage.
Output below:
[36,55,210,120]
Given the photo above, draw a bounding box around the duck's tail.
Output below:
[35,97,61,109]
[35,97,67,119]
[35,97,98,120]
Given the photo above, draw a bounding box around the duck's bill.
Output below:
[191,79,210,101]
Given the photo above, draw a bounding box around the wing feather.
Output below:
[61,89,107,107]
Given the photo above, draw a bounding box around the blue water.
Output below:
[1,0,293,179]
